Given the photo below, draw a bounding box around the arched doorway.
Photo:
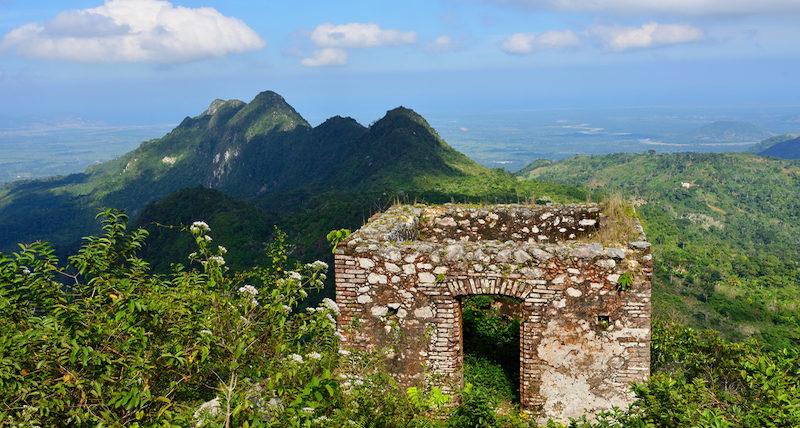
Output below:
[458,295,524,409]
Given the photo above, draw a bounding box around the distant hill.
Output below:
[134,186,279,273]
[0,90,583,262]
[747,134,799,154]
[518,152,800,349]
[756,136,800,159]
[680,121,772,144]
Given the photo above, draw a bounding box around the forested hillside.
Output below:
[0,91,583,266]
[520,152,800,350]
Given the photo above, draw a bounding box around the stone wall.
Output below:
[334,203,651,422]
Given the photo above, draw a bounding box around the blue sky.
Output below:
[1,0,799,126]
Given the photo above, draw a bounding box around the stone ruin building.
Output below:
[334,203,651,421]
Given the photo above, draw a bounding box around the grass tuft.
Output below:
[595,192,639,245]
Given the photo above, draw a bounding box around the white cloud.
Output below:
[589,22,704,51]
[0,0,265,63]
[301,22,416,67]
[310,23,416,49]
[488,0,800,16]
[501,30,579,54]
[426,34,456,52]
[300,48,348,67]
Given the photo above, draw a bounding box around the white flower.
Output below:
[238,285,258,296]
[320,273,327,280]
[267,397,283,411]
[301,406,315,415]
[300,290,308,298]
[190,221,210,233]
[210,255,225,266]
[325,313,337,326]
[311,260,328,270]
[338,348,350,355]
[289,353,304,364]
[281,304,292,315]
[321,298,340,315]
[22,269,31,275]
[251,298,259,307]
[307,352,322,360]
[217,245,227,254]
[335,332,346,341]
[288,271,302,281]
[353,379,364,386]
[199,329,213,335]
[204,235,212,242]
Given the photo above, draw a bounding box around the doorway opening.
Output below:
[460,294,524,408]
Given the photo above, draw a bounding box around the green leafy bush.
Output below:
[0,210,338,426]
[448,384,497,428]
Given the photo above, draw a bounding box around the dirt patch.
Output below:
[782,168,800,175]
[706,204,727,215]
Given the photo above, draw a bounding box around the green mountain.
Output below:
[747,134,799,154]
[0,90,583,262]
[757,136,800,159]
[519,152,800,349]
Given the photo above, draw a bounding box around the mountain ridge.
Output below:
[1,90,561,257]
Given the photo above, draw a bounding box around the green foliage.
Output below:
[0,210,337,426]
[634,319,800,427]
[447,384,498,428]
[463,355,516,406]
[617,273,633,291]
[326,229,351,254]
[406,386,451,412]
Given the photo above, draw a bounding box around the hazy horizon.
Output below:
[1,1,798,127]
[2,100,798,184]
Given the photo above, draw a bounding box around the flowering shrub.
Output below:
[0,209,338,426]
[3,210,792,427]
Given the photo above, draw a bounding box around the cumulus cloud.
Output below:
[300,48,348,67]
[426,34,457,52]
[301,22,416,66]
[0,0,265,63]
[501,30,579,54]
[310,23,416,49]
[487,0,800,16]
[589,22,704,51]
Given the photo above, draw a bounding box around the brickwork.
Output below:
[335,203,651,422]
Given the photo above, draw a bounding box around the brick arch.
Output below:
[442,277,559,408]
[334,203,652,422]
